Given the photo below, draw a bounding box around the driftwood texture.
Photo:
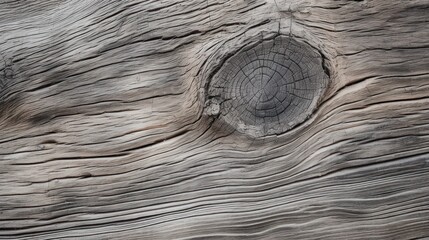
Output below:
[1,0,429,239]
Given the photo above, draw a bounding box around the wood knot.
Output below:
[206,36,329,137]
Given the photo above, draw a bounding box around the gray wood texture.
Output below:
[1,0,429,239]
[207,36,329,137]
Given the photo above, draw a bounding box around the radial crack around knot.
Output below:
[207,36,329,137]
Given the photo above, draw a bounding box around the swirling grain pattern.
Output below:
[0,0,429,239]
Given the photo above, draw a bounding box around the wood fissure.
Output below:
[1,0,429,239]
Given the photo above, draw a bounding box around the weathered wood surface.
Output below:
[1,0,429,239]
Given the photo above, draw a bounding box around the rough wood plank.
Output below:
[1,0,429,239]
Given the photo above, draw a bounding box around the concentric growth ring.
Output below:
[207,36,329,137]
